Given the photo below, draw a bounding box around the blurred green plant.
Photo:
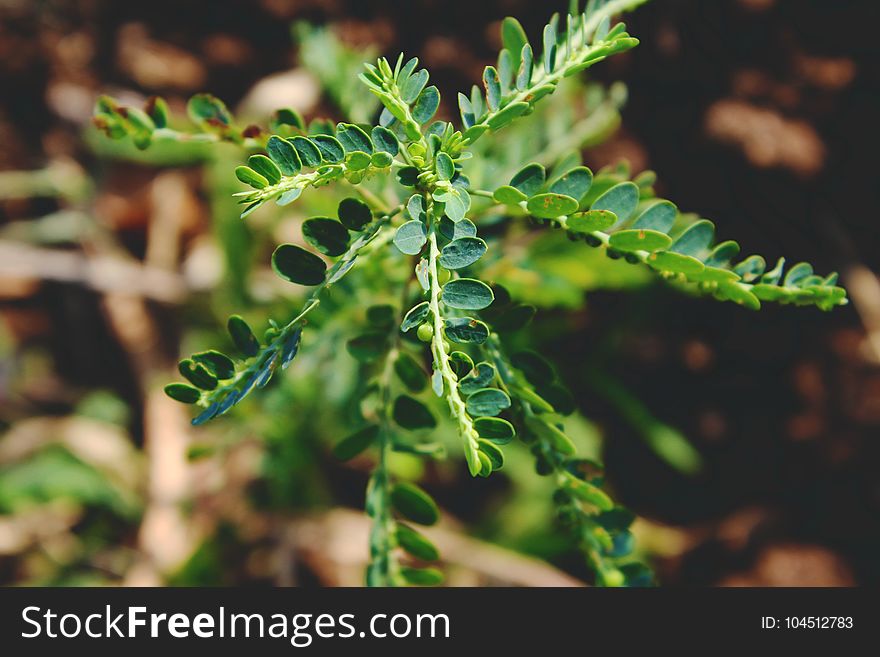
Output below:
[92,0,848,587]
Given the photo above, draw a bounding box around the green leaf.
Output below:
[227,315,259,357]
[333,425,378,460]
[336,123,374,154]
[526,416,576,456]
[670,220,715,258]
[187,93,232,131]
[391,482,439,525]
[477,440,504,470]
[493,185,528,205]
[192,350,235,380]
[543,19,558,73]
[347,333,388,362]
[347,151,372,170]
[436,186,469,222]
[312,134,345,163]
[465,388,511,417]
[564,477,614,510]
[397,166,419,186]
[406,194,426,222]
[449,351,474,377]
[412,86,440,124]
[486,101,530,131]
[394,352,427,392]
[784,261,813,287]
[705,240,740,268]
[145,95,169,128]
[459,362,496,395]
[474,417,515,444]
[234,166,268,189]
[441,278,494,310]
[608,229,673,253]
[338,197,372,231]
[476,450,493,477]
[502,17,529,72]
[400,567,444,586]
[733,255,766,282]
[275,189,301,206]
[401,302,430,332]
[527,193,579,219]
[567,209,617,233]
[458,92,476,128]
[591,182,639,223]
[271,107,305,131]
[401,68,430,104]
[394,220,427,255]
[761,257,785,285]
[291,136,322,167]
[396,523,439,561]
[483,66,502,111]
[633,200,677,233]
[444,317,490,344]
[647,251,705,275]
[438,217,476,241]
[266,135,302,175]
[179,359,218,390]
[510,163,545,197]
[718,280,761,310]
[271,244,327,285]
[303,217,350,257]
[393,395,437,430]
[164,383,201,404]
[549,167,592,201]
[438,237,487,270]
[517,44,534,90]
[436,152,454,180]
[247,154,281,185]
[371,126,399,156]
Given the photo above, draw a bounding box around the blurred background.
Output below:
[0,0,878,587]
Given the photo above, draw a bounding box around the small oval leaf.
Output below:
[441,278,494,310]
[266,135,302,175]
[443,317,489,344]
[527,193,579,219]
[465,388,511,417]
[393,220,427,256]
[608,229,673,253]
[474,417,515,444]
[272,244,327,285]
[439,237,487,270]
[333,425,379,461]
[303,217,349,257]
[164,383,201,404]
[391,482,439,525]
[393,395,436,430]
[591,182,639,223]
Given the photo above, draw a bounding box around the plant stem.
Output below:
[425,206,481,476]
[367,344,400,586]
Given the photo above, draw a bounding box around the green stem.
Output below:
[426,211,481,476]
[367,344,400,586]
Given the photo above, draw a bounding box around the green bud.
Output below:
[417,323,434,342]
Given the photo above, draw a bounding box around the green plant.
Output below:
[94,0,847,587]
